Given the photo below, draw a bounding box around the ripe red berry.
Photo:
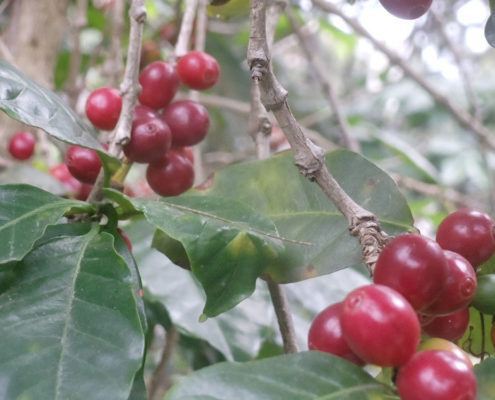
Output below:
[340,284,420,367]
[8,131,36,160]
[65,146,102,184]
[162,100,210,147]
[421,308,470,342]
[76,184,93,201]
[132,104,159,124]
[85,87,122,130]
[177,51,220,90]
[379,0,432,20]
[172,146,194,164]
[308,302,365,366]
[374,234,447,311]
[123,117,172,163]
[423,251,477,316]
[50,163,83,193]
[396,350,477,400]
[138,61,180,109]
[436,209,495,268]
[146,149,194,197]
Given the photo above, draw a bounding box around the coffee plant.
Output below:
[1,0,495,399]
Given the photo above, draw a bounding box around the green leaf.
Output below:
[130,195,285,317]
[475,358,495,400]
[128,218,370,361]
[165,351,398,400]
[459,308,495,358]
[196,150,414,283]
[0,184,94,264]
[0,226,145,400]
[0,60,119,176]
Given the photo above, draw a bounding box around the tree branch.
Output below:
[248,0,390,273]
[174,0,198,60]
[67,0,88,109]
[285,5,359,152]
[87,0,146,202]
[148,326,180,400]
[311,0,495,151]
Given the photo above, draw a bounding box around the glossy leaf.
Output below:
[0,60,119,175]
[128,218,369,361]
[0,184,93,264]
[165,351,398,400]
[0,226,145,400]
[475,358,495,400]
[195,150,414,283]
[130,195,285,317]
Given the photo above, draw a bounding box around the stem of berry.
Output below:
[87,0,146,202]
[247,0,390,273]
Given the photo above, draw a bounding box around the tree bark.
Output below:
[0,0,68,143]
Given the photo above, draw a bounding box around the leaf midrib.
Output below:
[54,230,96,399]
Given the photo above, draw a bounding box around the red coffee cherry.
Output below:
[65,146,102,184]
[379,0,432,20]
[50,163,83,193]
[146,149,195,197]
[8,131,36,160]
[123,117,172,164]
[436,209,495,268]
[421,308,470,342]
[374,234,447,311]
[85,87,122,130]
[76,184,93,201]
[308,302,365,366]
[132,104,159,124]
[177,51,220,91]
[340,284,420,367]
[138,61,180,109]
[172,146,194,164]
[423,251,477,316]
[162,100,210,147]
[396,350,477,400]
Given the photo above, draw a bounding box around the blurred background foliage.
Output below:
[1,0,495,395]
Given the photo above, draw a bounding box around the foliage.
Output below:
[1,0,495,399]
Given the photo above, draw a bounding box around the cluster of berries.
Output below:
[308,209,495,400]
[58,51,219,198]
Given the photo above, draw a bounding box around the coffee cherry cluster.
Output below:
[81,51,219,198]
[308,208,495,399]
[379,0,433,20]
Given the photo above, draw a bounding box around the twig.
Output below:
[285,5,359,152]
[105,0,125,87]
[249,79,272,159]
[267,280,300,353]
[248,0,390,272]
[195,0,208,54]
[67,0,88,109]
[174,0,198,61]
[251,0,299,355]
[391,174,485,211]
[430,9,480,119]
[87,0,146,202]
[148,326,180,400]
[311,0,495,150]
